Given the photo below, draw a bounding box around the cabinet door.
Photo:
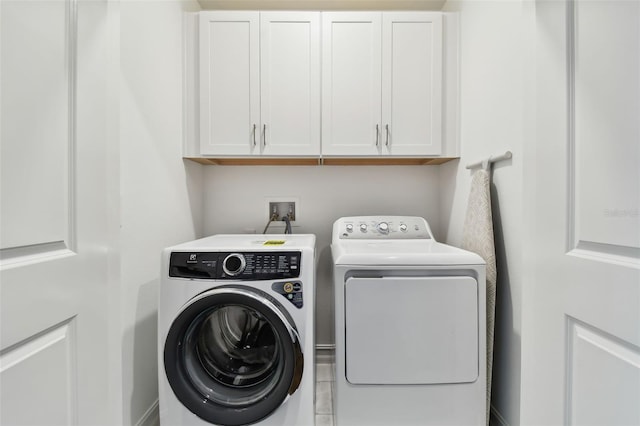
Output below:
[382,12,443,156]
[260,12,320,156]
[322,12,382,156]
[199,12,260,155]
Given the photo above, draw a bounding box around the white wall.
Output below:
[202,165,443,345]
[439,1,525,425]
[118,0,203,424]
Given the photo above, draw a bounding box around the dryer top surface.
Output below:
[331,239,484,266]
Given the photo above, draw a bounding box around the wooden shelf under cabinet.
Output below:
[184,157,458,166]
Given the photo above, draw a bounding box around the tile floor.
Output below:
[315,363,335,426]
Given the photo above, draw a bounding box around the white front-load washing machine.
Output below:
[331,216,487,426]
[159,234,316,426]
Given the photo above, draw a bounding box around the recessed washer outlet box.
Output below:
[265,198,299,223]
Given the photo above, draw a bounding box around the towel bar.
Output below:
[465,151,513,170]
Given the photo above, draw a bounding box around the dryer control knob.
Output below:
[399,223,408,232]
[377,222,389,234]
[360,223,368,232]
[223,253,246,276]
[346,224,354,233]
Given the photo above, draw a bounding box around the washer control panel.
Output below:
[169,251,301,280]
[336,216,433,240]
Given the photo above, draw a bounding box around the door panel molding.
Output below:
[0,0,78,268]
[566,0,577,254]
[0,241,74,270]
[66,0,78,255]
[571,241,640,269]
[566,0,640,268]
[0,317,78,425]
[565,316,640,426]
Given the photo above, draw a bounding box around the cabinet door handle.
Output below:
[252,124,257,146]
[263,124,267,146]
[385,124,390,146]
[376,124,380,147]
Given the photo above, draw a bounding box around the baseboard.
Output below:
[136,400,159,426]
[315,343,335,364]
[489,404,509,426]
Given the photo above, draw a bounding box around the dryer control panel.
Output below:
[169,251,301,280]
[334,216,434,240]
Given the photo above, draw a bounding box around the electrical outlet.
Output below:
[266,198,298,223]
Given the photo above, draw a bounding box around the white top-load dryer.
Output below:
[159,234,316,426]
[331,216,486,426]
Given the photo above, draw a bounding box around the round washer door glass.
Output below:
[164,286,304,426]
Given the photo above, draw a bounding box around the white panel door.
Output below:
[260,12,320,157]
[199,12,260,156]
[1,0,112,424]
[521,1,640,424]
[322,12,382,156]
[382,12,442,156]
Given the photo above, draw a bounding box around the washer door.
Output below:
[164,286,304,426]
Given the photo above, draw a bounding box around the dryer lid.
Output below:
[331,240,485,266]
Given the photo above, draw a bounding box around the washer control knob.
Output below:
[223,253,246,276]
[360,223,368,232]
[346,224,354,233]
[377,222,389,234]
[399,223,408,232]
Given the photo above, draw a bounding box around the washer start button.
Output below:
[283,282,294,293]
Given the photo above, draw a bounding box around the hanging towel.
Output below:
[461,169,497,426]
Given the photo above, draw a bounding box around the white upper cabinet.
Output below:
[382,13,443,156]
[195,11,451,160]
[260,12,321,156]
[199,12,259,156]
[322,13,382,156]
[322,12,443,156]
[199,11,320,156]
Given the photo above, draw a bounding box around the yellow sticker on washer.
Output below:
[263,240,285,245]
